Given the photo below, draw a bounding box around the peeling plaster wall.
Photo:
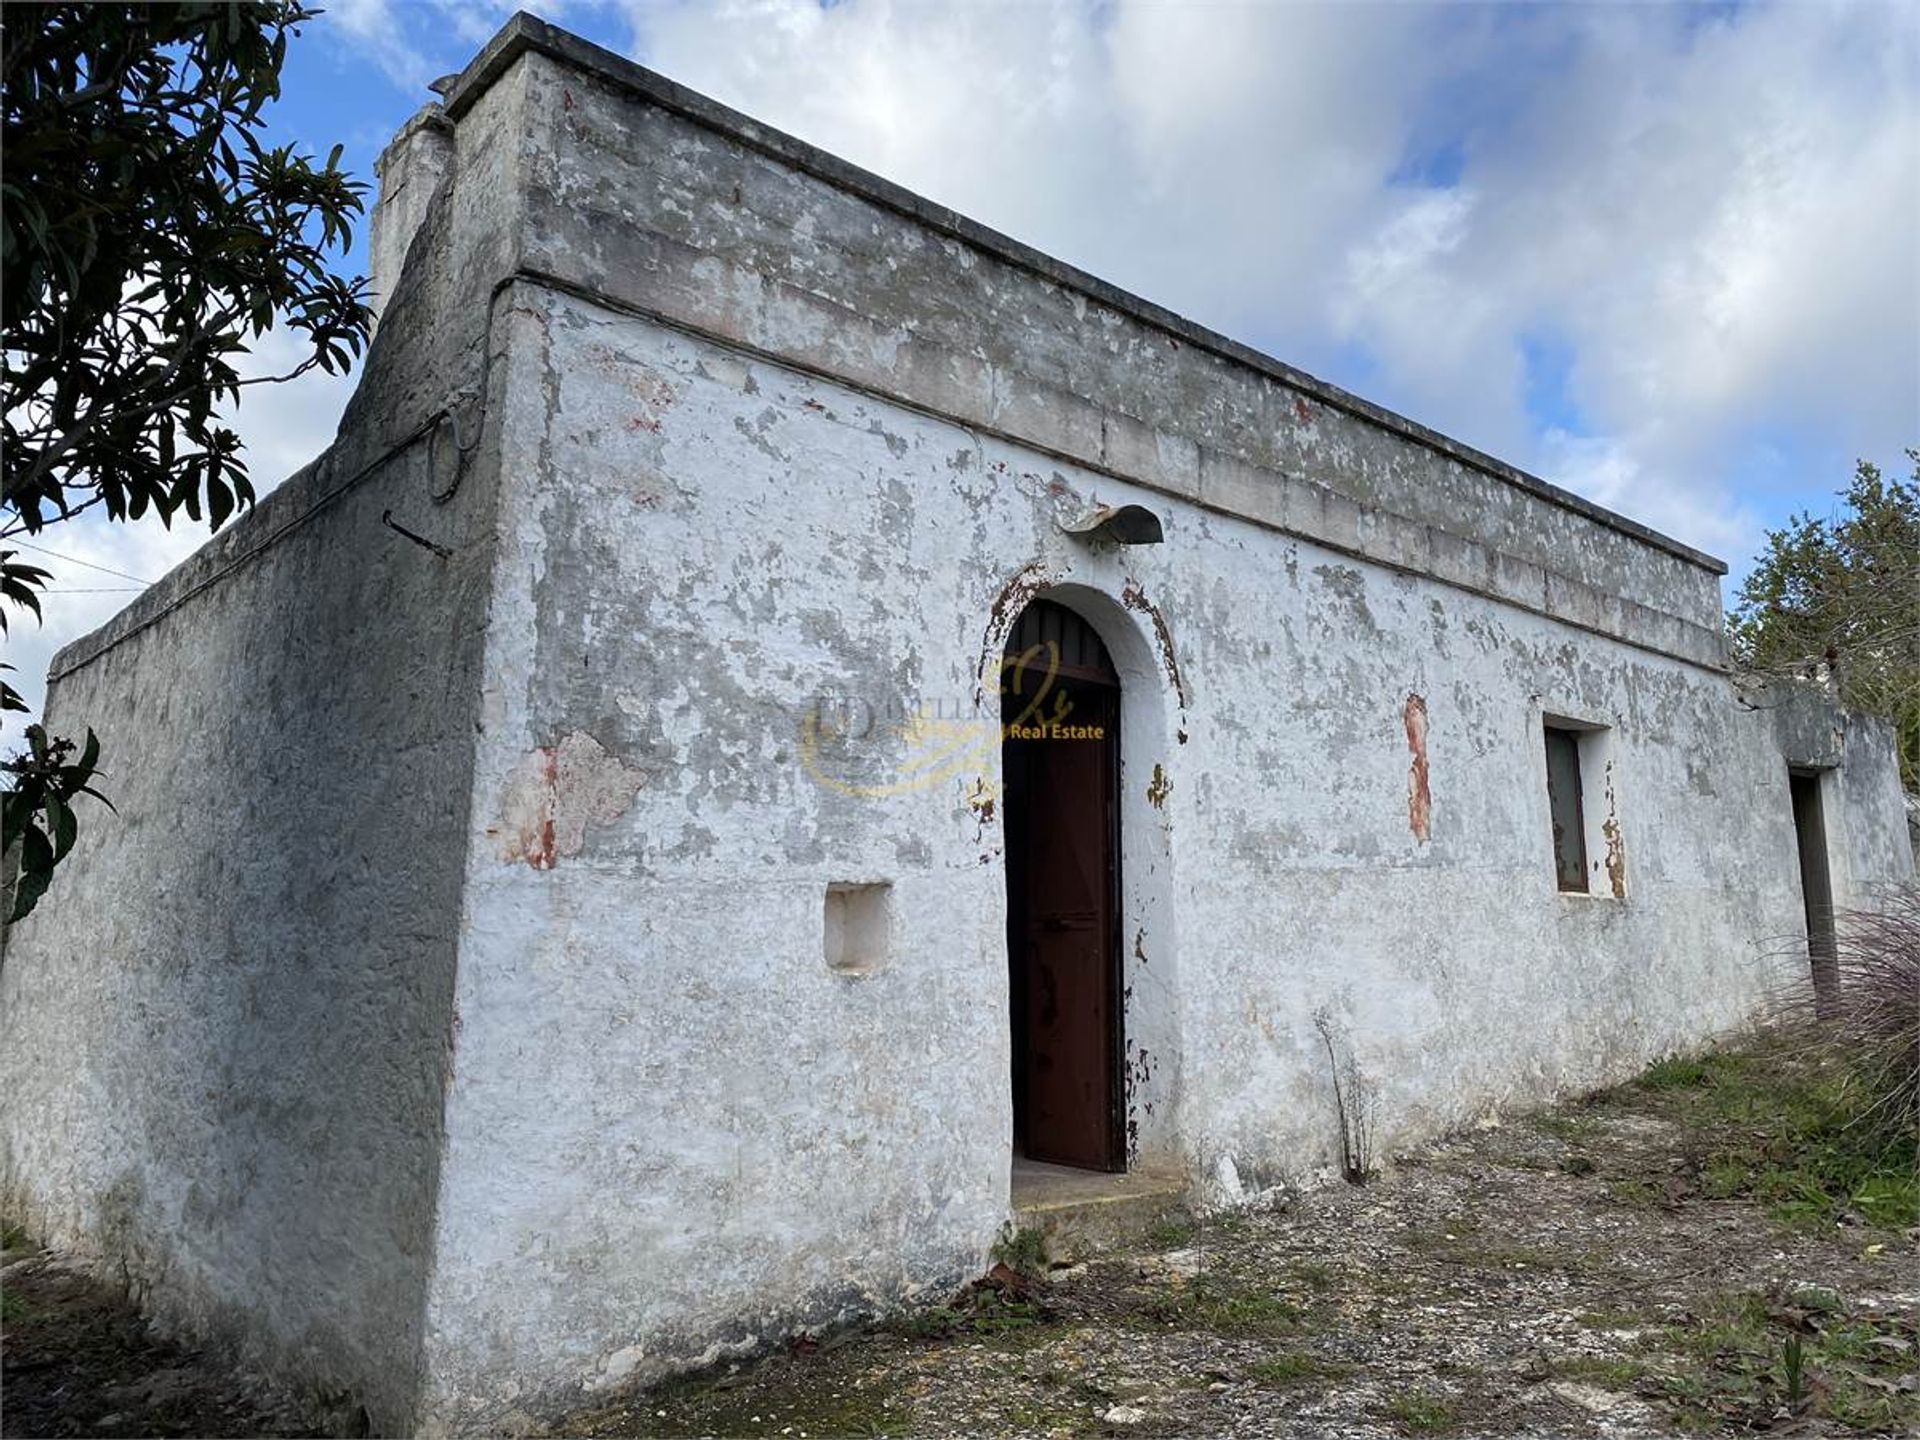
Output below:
[1755,679,1912,908]
[0,67,533,1437]
[479,27,1727,669]
[2,19,1912,1436]
[0,435,497,1432]
[413,22,1907,1428]
[418,288,1911,1426]
[418,289,1022,1426]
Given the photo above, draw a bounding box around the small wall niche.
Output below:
[823,882,893,976]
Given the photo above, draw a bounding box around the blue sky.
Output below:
[8,0,1917,744]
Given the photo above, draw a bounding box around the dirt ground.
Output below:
[4,1044,1915,1438]
[0,1244,313,1438]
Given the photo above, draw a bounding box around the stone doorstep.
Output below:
[1011,1157,1191,1264]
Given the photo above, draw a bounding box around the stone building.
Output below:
[2,14,1910,1434]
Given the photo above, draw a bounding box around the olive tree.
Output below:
[1729,451,1920,790]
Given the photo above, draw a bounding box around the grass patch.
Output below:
[1290,1260,1338,1290]
[803,1394,912,1439]
[1146,1217,1196,1249]
[1698,1155,1750,1199]
[999,1399,1093,1433]
[1142,1275,1306,1337]
[1247,1351,1353,1387]
[1403,1213,1481,1251]
[1671,1290,1770,1360]
[1637,1053,1720,1090]
[1548,1354,1649,1388]
[1407,1222,1576,1275]
[884,1287,1049,1342]
[1783,1282,1845,1315]
[885,1305,965,1341]
[1605,1041,1919,1230]
[991,1225,1049,1277]
[1530,1109,1601,1143]
[618,1368,913,1438]
[1646,1285,1920,1434]
[1606,1176,1662,1209]
[1384,1388,1459,1433]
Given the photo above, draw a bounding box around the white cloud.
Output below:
[623,0,1436,343]
[625,0,1918,566]
[323,0,583,88]
[424,0,527,49]
[217,328,359,491]
[1330,2,1918,512]
[1540,428,1756,566]
[327,0,438,91]
[13,0,1914,750]
[4,331,353,753]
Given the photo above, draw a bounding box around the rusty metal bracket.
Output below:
[382,509,453,558]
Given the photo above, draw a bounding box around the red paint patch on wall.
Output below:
[530,748,560,869]
[1403,692,1431,843]
[491,732,645,869]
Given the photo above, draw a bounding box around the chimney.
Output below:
[367,105,455,333]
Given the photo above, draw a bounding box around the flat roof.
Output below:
[442,11,1727,576]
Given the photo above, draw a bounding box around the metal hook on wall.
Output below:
[428,385,484,505]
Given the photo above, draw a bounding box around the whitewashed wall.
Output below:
[415,287,1910,1426]
[1,19,1909,1435]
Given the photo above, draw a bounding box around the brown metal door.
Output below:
[1004,603,1122,1172]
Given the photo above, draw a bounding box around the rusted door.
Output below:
[1003,601,1123,1172]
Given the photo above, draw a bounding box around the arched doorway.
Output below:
[1002,599,1124,1172]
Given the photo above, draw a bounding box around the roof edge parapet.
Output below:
[441,10,1727,578]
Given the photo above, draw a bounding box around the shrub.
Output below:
[1820,884,1920,1146]
[990,1225,1048,1278]
[1774,879,1912,1152]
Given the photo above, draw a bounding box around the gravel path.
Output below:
[5,1047,1915,1438]
[566,1071,1918,1439]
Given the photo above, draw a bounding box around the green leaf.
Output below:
[3,0,369,599]
[11,820,54,906]
[9,862,53,924]
[45,792,77,862]
[207,475,234,530]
